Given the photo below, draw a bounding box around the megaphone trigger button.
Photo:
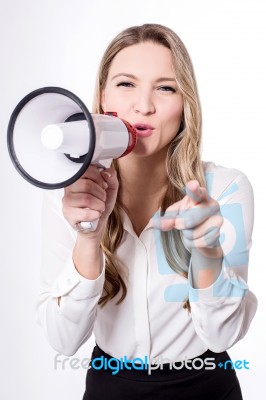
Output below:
[74,221,96,232]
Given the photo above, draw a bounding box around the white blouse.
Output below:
[36,161,258,362]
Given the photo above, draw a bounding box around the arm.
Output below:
[188,173,258,352]
[35,166,118,356]
[35,189,106,356]
[152,170,258,352]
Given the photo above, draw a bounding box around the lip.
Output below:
[133,123,155,137]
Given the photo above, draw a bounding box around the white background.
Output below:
[0,0,265,398]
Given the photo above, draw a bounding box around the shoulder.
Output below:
[202,161,253,201]
[202,160,247,180]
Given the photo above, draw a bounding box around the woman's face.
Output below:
[101,41,184,158]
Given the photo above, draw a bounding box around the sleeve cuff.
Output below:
[50,252,105,300]
[188,259,249,304]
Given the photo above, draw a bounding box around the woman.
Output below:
[37,24,257,399]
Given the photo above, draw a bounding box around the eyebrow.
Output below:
[111,73,176,83]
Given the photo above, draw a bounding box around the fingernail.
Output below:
[103,182,108,189]
[102,171,112,178]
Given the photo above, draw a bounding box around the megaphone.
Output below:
[7,86,137,231]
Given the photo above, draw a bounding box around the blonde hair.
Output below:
[93,24,206,310]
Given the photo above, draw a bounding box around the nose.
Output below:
[133,90,155,115]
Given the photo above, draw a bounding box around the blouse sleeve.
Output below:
[35,190,105,356]
[188,172,258,352]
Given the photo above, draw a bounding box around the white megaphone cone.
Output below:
[7,87,137,231]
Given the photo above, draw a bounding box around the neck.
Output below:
[117,150,169,236]
[117,150,168,200]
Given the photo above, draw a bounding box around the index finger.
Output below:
[185,180,209,205]
[81,165,103,181]
[64,165,106,194]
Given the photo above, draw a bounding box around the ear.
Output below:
[100,90,106,112]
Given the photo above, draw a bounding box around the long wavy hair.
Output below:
[92,24,206,310]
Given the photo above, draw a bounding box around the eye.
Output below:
[158,86,176,93]
[116,81,135,88]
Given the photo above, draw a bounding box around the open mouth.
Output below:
[133,124,154,137]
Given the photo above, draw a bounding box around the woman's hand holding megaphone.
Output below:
[60,165,118,281]
[62,165,119,240]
